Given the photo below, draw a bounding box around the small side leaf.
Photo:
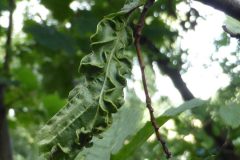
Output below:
[219,103,240,129]
[120,0,146,13]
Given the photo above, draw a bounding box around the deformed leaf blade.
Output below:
[38,11,133,160]
[37,1,149,159]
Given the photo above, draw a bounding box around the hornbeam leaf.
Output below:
[37,1,147,159]
[37,0,147,159]
[38,19,131,159]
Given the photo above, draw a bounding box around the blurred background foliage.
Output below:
[0,0,240,159]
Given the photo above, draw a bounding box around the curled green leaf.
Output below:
[37,1,147,159]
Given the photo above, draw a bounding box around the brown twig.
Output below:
[133,0,171,159]
[222,25,240,39]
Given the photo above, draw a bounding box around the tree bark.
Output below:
[0,85,13,160]
[195,0,240,21]
[0,0,15,159]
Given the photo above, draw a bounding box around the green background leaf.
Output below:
[219,103,240,129]
[112,99,206,160]
[74,90,145,160]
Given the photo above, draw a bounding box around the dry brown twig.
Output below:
[134,0,171,158]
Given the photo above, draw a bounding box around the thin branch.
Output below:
[138,24,240,159]
[134,0,171,158]
[222,25,240,39]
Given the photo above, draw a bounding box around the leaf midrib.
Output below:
[98,38,120,111]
